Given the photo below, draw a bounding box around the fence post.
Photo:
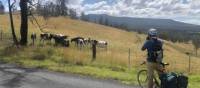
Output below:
[186,52,191,73]
[92,42,97,61]
[189,54,191,73]
[0,30,2,41]
[174,60,176,72]
[128,48,131,71]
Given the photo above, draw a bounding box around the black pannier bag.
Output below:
[160,72,178,88]
[177,74,188,88]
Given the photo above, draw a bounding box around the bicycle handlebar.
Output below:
[140,61,169,67]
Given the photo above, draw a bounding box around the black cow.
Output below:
[40,33,49,41]
[52,34,69,47]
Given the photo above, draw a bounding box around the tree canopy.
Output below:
[0,1,5,14]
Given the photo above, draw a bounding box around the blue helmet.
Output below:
[148,28,158,37]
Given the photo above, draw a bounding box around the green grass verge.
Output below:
[0,46,199,88]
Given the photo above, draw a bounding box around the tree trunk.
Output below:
[20,0,28,46]
[8,0,18,45]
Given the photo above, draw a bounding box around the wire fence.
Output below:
[0,30,13,41]
[0,30,200,74]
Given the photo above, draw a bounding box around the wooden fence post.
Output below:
[0,30,2,41]
[128,48,131,71]
[189,54,191,73]
[186,52,191,73]
[92,42,97,61]
[174,60,176,71]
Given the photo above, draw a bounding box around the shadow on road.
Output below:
[0,62,38,88]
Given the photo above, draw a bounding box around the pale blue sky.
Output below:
[1,0,200,25]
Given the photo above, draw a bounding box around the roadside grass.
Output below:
[0,46,199,88]
[189,75,200,88]
[0,45,138,85]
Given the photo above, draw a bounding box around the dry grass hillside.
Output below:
[0,14,200,74]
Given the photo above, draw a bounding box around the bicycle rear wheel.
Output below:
[137,70,148,88]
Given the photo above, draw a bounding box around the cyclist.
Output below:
[141,28,164,88]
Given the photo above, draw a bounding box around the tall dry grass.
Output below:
[1,14,200,74]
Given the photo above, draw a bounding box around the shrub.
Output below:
[110,66,126,72]
[1,46,19,56]
[75,61,84,66]
[32,54,46,61]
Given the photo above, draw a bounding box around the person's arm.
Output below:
[146,36,150,40]
[141,41,149,51]
[141,46,146,51]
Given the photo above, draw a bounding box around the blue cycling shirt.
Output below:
[142,38,163,62]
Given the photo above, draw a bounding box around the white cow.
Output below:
[96,40,108,49]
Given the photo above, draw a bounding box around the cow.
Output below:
[52,34,69,47]
[71,37,85,49]
[91,40,108,49]
[40,33,54,44]
[40,33,49,41]
[83,38,92,45]
[98,40,108,50]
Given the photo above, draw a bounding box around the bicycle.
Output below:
[137,61,169,88]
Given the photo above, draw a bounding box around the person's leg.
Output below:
[155,63,164,76]
[154,63,164,88]
[147,62,154,88]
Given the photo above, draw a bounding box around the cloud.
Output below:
[190,0,200,9]
[82,0,199,17]
[78,0,200,25]
[84,1,107,10]
[68,0,84,5]
[66,0,84,16]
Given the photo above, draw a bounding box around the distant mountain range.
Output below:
[85,14,200,32]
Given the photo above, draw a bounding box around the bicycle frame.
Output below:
[137,61,169,88]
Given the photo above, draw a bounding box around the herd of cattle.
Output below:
[31,33,108,49]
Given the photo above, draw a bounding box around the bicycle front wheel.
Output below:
[137,70,148,88]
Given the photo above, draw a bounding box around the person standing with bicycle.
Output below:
[141,28,164,88]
